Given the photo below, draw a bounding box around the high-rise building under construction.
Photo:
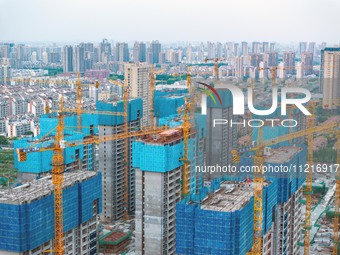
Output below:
[97,99,142,222]
[205,84,238,179]
[0,171,102,255]
[176,144,307,255]
[134,129,183,255]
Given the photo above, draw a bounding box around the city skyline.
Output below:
[1,0,340,44]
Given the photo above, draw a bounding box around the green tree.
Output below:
[0,136,9,145]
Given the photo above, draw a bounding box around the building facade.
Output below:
[321,48,340,109]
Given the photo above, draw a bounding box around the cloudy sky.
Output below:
[0,0,339,44]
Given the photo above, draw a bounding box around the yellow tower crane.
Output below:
[304,101,315,255]
[76,73,82,132]
[45,98,51,114]
[204,58,225,81]
[177,66,193,196]
[51,96,66,255]
[181,97,191,196]
[248,126,265,254]
[187,66,196,123]
[257,66,280,88]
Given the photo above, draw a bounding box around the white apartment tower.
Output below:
[124,63,152,127]
[321,48,340,109]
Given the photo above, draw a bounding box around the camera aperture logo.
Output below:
[197,82,223,115]
[198,82,312,128]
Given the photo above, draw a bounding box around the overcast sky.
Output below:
[0,0,339,44]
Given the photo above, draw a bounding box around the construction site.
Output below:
[0,58,339,255]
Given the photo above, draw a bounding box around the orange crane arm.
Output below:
[60,108,125,116]
[16,126,170,161]
[259,121,338,149]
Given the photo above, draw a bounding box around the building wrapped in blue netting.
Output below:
[176,176,278,255]
[0,171,102,254]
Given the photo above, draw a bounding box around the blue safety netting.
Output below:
[132,140,184,173]
[14,133,93,174]
[0,173,102,252]
[96,98,142,126]
[176,177,277,255]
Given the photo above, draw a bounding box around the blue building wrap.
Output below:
[96,98,142,126]
[154,96,185,118]
[132,140,184,173]
[154,88,188,118]
[14,133,92,174]
[251,107,305,143]
[176,177,277,255]
[39,113,98,137]
[158,114,183,128]
[239,145,307,204]
[0,173,102,253]
[154,89,187,98]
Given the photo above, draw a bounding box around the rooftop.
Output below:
[100,230,131,245]
[201,180,270,212]
[138,128,183,145]
[264,146,303,163]
[0,171,97,205]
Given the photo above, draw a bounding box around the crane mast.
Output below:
[179,66,192,196]
[248,127,265,255]
[204,58,225,82]
[149,65,156,126]
[52,97,65,255]
[122,76,131,220]
[76,73,82,132]
[304,101,314,255]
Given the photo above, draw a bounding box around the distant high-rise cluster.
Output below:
[0,40,330,82]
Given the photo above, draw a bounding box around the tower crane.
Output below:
[45,98,51,114]
[258,66,278,86]
[180,97,191,196]
[76,73,82,133]
[52,96,66,255]
[304,101,315,255]
[204,58,226,82]
[231,120,339,255]
[176,66,194,196]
